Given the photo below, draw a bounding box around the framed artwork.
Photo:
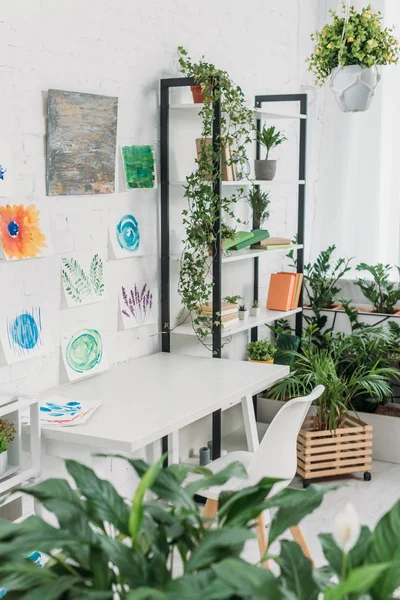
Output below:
[61,253,105,307]
[119,283,156,329]
[0,305,53,364]
[46,89,118,196]
[62,328,109,382]
[122,145,156,189]
[0,203,52,261]
[109,213,142,259]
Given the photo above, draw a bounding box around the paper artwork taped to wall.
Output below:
[119,283,155,329]
[122,145,156,189]
[46,89,118,196]
[62,328,109,381]
[61,253,105,307]
[0,305,54,364]
[0,141,13,197]
[0,203,52,260]
[109,213,142,258]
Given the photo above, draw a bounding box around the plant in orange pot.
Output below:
[247,338,276,364]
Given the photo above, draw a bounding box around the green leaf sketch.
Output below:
[62,255,104,303]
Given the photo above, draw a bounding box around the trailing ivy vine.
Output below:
[177,47,255,347]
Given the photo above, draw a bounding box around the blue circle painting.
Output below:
[12,313,39,350]
[116,214,140,252]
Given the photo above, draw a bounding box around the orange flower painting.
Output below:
[0,204,47,260]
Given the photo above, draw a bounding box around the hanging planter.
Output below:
[307,4,399,113]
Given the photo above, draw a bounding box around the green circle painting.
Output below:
[66,329,103,373]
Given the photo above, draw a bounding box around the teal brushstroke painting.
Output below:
[122,145,156,189]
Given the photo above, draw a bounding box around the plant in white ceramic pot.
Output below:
[238,304,249,321]
[250,299,260,317]
[255,125,287,181]
[0,419,16,478]
[307,4,399,112]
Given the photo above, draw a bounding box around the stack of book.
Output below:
[257,237,292,250]
[266,272,304,311]
[201,302,239,328]
[196,138,236,181]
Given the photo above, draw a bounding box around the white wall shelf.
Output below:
[173,308,302,339]
[169,104,307,120]
[170,180,305,187]
[222,244,303,264]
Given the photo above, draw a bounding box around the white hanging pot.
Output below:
[329,65,380,113]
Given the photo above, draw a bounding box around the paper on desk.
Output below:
[23,395,102,427]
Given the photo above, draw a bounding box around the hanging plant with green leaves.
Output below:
[177,47,255,347]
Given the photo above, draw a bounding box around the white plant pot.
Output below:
[238,310,248,321]
[0,451,8,478]
[250,307,261,317]
[329,65,380,112]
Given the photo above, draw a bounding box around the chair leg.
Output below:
[202,499,218,527]
[290,525,314,565]
[255,512,270,568]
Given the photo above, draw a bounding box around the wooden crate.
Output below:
[297,414,373,484]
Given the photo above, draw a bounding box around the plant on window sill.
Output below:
[356,262,400,315]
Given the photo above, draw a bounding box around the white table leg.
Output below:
[241,394,259,452]
[146,440,162,464]
[168,431,180,464]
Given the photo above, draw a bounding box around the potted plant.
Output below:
[355,262,400,315]
[247,338,276,364]
[222,294,241,305]
[246,186,271,230]
[238,304,248,321]
[0,419,16,478]
[250,299,260,317]
[307,4,399,112]
[255,125,287,180]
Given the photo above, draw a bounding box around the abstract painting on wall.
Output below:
[0,203,52,260]
[62,328,108,381]
[61,253,105,307]
[0,305,53,364]
[121,145,156,189]
[46,89,118,196]
[109,213,142,259]
[0,141,13,197]
[119,283,156,329]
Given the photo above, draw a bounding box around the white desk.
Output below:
[37,353,288,458]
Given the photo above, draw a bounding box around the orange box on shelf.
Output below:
[266,272,297,311]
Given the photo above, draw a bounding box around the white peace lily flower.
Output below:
[332,502,361,552]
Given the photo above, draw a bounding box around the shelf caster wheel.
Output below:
[303,479,311,488]
[364,471,372,482]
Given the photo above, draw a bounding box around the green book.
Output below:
[249,229,270,248]
[224,230,254,251]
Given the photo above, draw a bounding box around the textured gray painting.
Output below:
[46,89,118,196]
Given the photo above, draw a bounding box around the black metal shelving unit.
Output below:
[160,80,307,461]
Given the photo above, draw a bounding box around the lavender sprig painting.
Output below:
[120,283,155,329]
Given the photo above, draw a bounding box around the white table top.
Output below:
[38,353,289,453]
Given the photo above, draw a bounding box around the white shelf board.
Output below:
[173,307,302,338]
[170,180,305,187]
[169,104,306,120]
[222,244,303,264]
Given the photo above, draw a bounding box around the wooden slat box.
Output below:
[297,414,373,486]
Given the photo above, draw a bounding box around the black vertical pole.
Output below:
[212,76,222,460]
[296,96,307,338]
[160,80,170,354]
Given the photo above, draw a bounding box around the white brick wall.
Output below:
[0,0,318,459]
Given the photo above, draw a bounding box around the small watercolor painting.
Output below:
[62,328,109,381]
[122,145,156,189]
[0,203,53,261]
[109,213,142,259]
[0,141,13,197]
[119,283,156,329]
[39,396,102,426]
[0,305,54,364]
[47,89,118,196]
[61,253,105,307]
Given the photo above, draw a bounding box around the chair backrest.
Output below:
[246,385,325,487]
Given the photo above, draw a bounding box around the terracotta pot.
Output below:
[251,359,274,364]
[191,85,207,104]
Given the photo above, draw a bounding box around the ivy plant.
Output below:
[356,262,400,314]
[177,47,255,347]
[307,4,399,86]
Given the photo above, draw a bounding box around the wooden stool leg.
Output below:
[290,525,314,566]
[255,512,270,568]
[202,499,218,527]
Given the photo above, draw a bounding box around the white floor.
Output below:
[223,424,400,567]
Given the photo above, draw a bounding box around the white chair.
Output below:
[199,385,325,566]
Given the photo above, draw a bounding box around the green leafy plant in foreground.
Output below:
[0,458,400,598]
[307,4,399,86]
[356,262,400,314]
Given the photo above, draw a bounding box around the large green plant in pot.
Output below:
[177,47,255,347]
